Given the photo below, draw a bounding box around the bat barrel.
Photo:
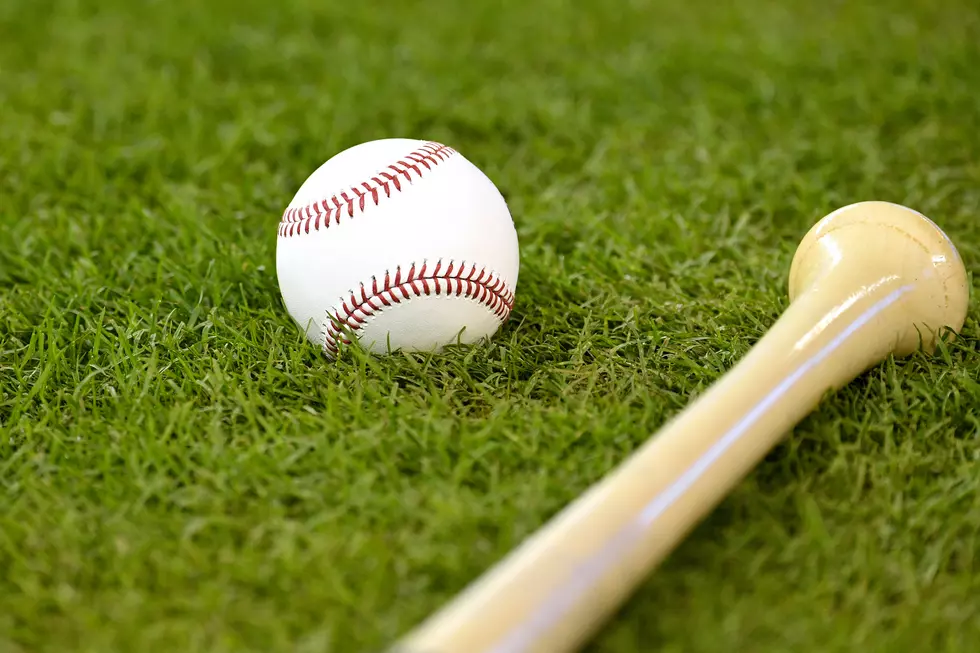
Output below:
[392,202,968,653]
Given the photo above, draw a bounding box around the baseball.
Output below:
[276,138,520,358]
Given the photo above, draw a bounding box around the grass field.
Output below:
[2,0,980,651]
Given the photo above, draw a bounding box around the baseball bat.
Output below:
[390,201,970,653]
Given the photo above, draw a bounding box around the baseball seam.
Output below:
[322,259,515,357]
[277,141,457,238]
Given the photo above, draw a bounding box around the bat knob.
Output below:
[787,201,969,355]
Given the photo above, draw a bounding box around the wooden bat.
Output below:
[390,201,970,653]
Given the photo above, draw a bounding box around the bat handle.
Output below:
[393,202,968,653]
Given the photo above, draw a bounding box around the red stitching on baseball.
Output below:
[278,142,457,237]
[322,260,515,356]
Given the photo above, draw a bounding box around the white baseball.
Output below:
[275,138,520,358]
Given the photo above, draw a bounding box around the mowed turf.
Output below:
[2,0,980,651]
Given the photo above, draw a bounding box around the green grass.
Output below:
[2,0,980,651]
